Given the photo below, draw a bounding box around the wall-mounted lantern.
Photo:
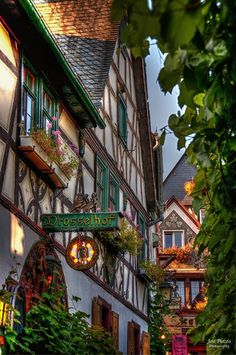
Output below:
[0,285,9,328]
[159,281,173,303]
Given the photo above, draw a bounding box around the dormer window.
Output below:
[163,231,184,248]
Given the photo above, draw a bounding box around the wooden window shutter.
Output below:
[142,331,150,355]
[111,311,119,350]
[127,321,135,355]
[92,297,102,327]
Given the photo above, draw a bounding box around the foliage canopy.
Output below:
[112,0,236,353]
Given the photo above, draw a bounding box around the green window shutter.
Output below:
[96,158,108,211]
[118,94,127,145]
[109,175,119,211]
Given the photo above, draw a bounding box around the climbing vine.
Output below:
[112,0,236,353]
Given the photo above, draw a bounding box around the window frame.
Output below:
[190,280,204,303]
[22,60,38,134]
[96,158,108,211]
[22,59,58,135]
[108,174,119,211]
[138,214,146,262]
[118,93,127,145]
[175,280,186,306]
[163,230,184,249]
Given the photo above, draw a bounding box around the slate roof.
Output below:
[163,154,196,202]
[33,0,119,108]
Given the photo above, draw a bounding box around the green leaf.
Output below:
[159,130,166,145]
[160,0,203,49]
[178,81,196,109]
[193,93,205,107]
[177,136,186,150]
[158,67,181,93]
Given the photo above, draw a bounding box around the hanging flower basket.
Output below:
[95,218,143,256]
[18,129,80,187]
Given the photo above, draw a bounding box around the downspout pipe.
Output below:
[18,0,106,129]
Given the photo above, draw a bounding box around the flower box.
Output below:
[18,136,70,188]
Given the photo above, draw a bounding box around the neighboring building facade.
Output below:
[158,155,206,354]
[0,1,162,353]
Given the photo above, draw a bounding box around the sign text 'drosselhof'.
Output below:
[41,212,123,232]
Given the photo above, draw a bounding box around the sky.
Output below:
[145,43,183,179]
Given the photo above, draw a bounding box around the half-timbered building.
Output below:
[158,155,206,354]
[0,0,162,353]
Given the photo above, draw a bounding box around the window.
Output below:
[190,280,204,303]
[127,321,140,355]
[42,88,56,131]
[163,231,183,248]
[92,297,119,349]
[138,215,146,262]
[118,93,127,145]
[22,61,58,135]
[22,66,37,134]
[109,175,119,211]
[176,281,185,305]
[96,159,108,210]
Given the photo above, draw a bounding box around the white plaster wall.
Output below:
[110,94,117,126]
[2,148,15,202]
[0,61,17,132]
[0,205,39,286]
[83,169,94,196]
[104,123,113,158]
[103,85,110,117]
[109,67,117,94]
[84,144,95,172]
[0,139,5,171]
[119,53,126,83]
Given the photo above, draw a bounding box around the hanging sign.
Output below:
[172,334,188,355]
[41,212,123,232]
[66,235,99,270]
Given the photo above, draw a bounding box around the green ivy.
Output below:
[148,284,172,355]
[112,0,236,353]
[4,289,118,354]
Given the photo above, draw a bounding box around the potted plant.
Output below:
[19,124,80,186]
[97,218,143,256]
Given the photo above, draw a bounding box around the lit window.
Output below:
[190,281,204,303]
[163,231,183,248]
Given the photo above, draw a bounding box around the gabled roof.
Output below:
[32,0,119,109]
[163,154,196,202]
[165,196,201,229]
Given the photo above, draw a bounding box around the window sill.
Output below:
[18,136,69,188]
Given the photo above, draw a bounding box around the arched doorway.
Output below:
[20,240,67,312]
